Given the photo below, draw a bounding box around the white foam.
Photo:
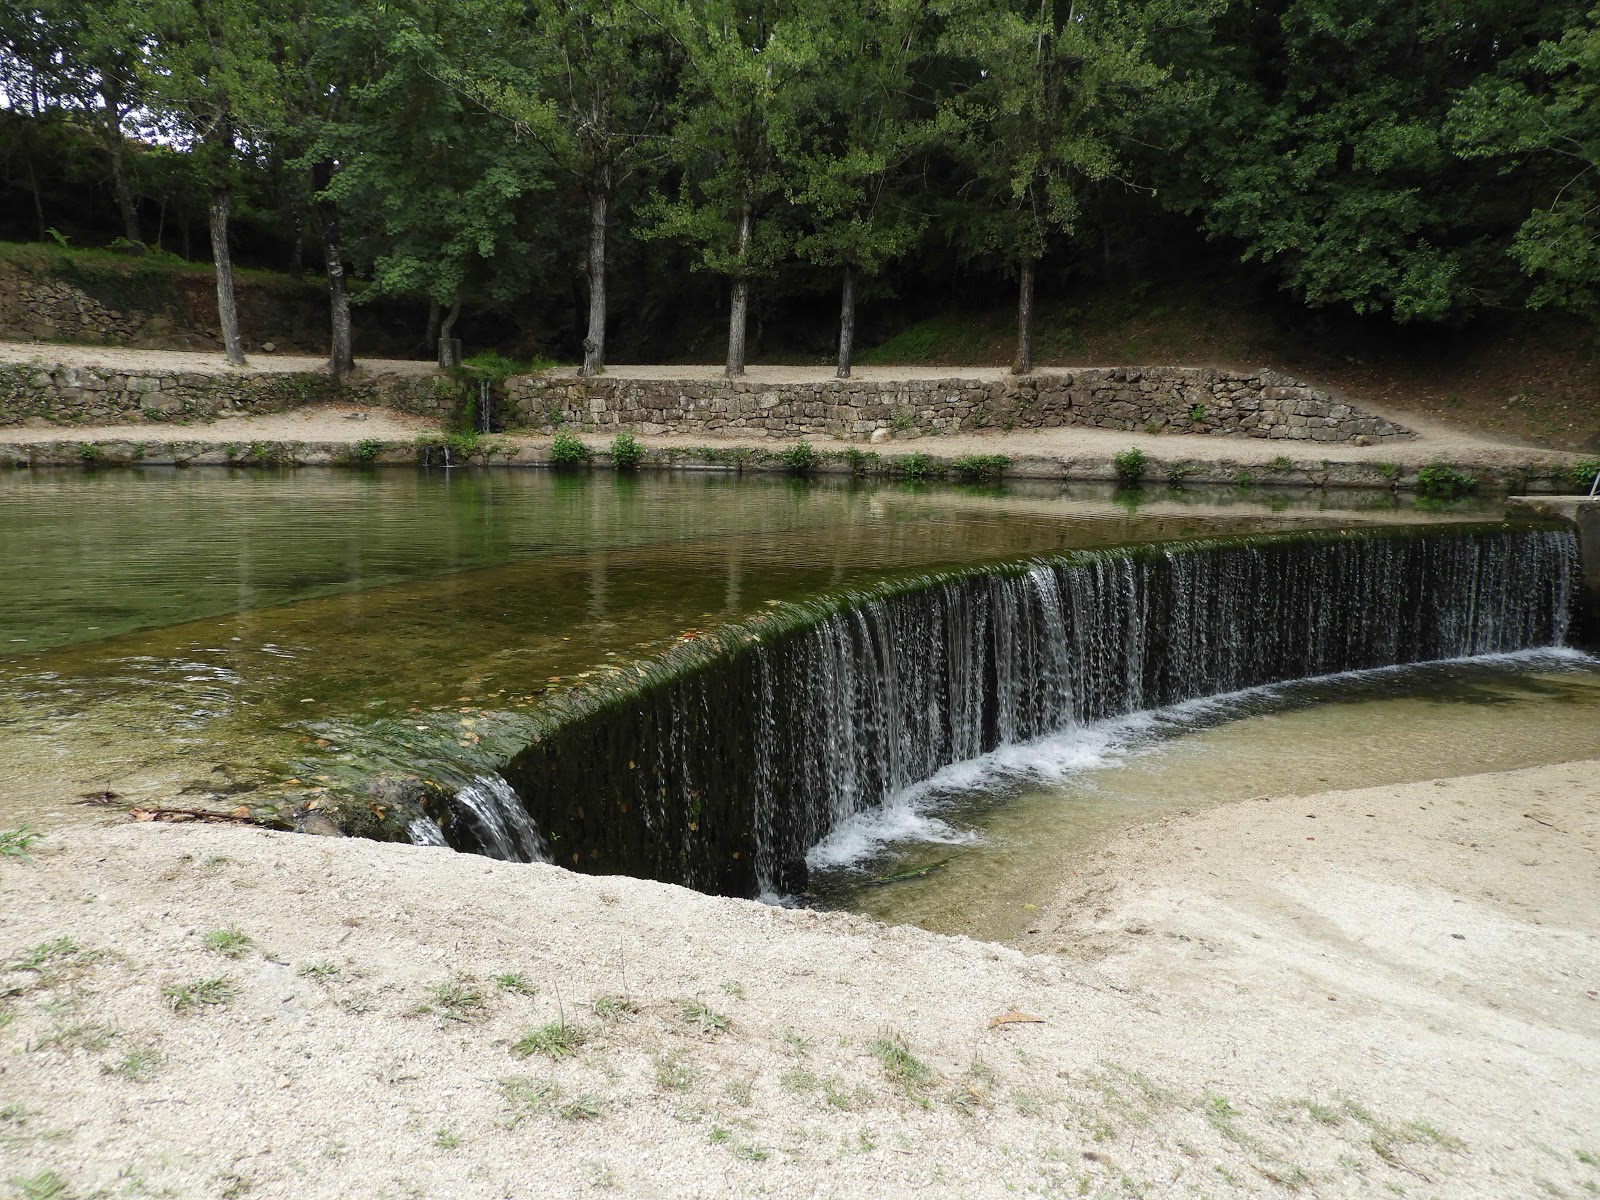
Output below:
[802,646,1598,874]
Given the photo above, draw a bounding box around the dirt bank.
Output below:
[3,761,1596,1199]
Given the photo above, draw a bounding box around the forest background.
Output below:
[0,0,1595,401]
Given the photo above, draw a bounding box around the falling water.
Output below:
[441,526,1577,895]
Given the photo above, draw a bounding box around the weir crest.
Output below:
[419,525,1579,897]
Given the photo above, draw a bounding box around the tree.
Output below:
[774,0,932,376]
[645,0,808,377]
[1149,0,1571,323]
[2,0,153,243]
[1450,5,1600,315]
[446,0,671,375]
[143,0,279,366]
[331,0,555,358]
[937,0,1178,374]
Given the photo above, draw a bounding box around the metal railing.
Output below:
[1590,468,1600,499]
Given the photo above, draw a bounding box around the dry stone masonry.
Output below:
[507,367,1413,444]
[0,361,454,426]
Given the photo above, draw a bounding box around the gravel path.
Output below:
[3,761,1596,1199]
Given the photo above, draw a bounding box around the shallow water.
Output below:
[0,466,1545,842]
[817,653,1600,940]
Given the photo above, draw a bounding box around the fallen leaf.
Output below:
[989,1011,1045,1029]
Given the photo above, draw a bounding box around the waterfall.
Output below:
[443,526,1577,895]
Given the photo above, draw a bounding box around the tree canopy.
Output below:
[1,0,1594,372]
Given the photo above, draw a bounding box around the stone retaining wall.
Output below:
[506,367,1413,444]
[0,361,456,426]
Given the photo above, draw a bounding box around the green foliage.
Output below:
[513,1021,589,1060]
[0,826,41,861]
[202,928,252,958]
[776,441,819,474]
[162,976,239,1013]
[1113,447,1147,485]
[460,352,556,383]
[1188,404,1208,423]
[1416,463,1476,500]
[351,438,383,462]
[898,452,935,481]
[549,431,592,467]
[608,432,644,470]
[951,454,1010,480]
[1567,457,1600,493]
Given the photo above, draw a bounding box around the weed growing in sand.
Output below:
[433,1128,463,1150]
[0,826,41,862]
[498,1076,601,1124]
[679,998,729,1034]
[719,981,745,1000]
[105,1045,162,1081]
[298,961,343,983]
[10,1170,71,1200]
[513,1022,589,1060]
[29,1023,113,1053]
[428,979,485,1022]
[13,937,79,973]
[591,994,639,1021]
[1200,1095,1255,1148]
[782,1031,811,1057]
[1578,1149,1600,1167]
[494,973,536,997]
[869,1031,934,1101]
[203,929,252,958]
[652,1050,696,1091]
[781,1069,820,1094]
[162,976,238,1013]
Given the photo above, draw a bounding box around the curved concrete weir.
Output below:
[433,524,1579,896]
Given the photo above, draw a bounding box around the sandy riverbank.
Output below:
[3,761,1596,1198]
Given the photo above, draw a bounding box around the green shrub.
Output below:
[609,432,644,470]
[1188,404,1208,423]
[352,438,383,462]
[899,452,934,481]
[1416,463,1475,500]
[952,454,1011,480]
[842,447,878,475]
[1567,457,1600,494]
[777,442,819,473]
[549,431,592,467]
[1112,447,1146,486]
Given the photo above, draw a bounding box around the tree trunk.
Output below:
[105,86,141,244]
[437,296,462,368]
[726,204,752,379]
[208,189,246,367]
[288,204,305,278]
[313,162,353,377]
[1013,257,1036,376]
[26,158,45,242]
[582,188,608,377]
[423,300,441,356]
[836,268,857,379]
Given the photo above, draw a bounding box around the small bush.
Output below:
[608,432,644,470]
[549,431,592,467]
[1188,404,1208,423]
[899,452,934,481]
[952,454,1011,481]
[1113,447,1146,486]
[777,442,819,473]
[352,438,383,462]
[1416,463,1475,500]
[1566,457,1600,494]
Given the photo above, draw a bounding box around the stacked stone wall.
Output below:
[505,367,1412,444]
[0,361,454,426]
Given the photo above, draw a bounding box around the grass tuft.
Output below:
[512,1021,589,1060]
[0,826,42,862]
[679,998,730,1034]
[203,929,253,958]
[162,976,238,1014]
